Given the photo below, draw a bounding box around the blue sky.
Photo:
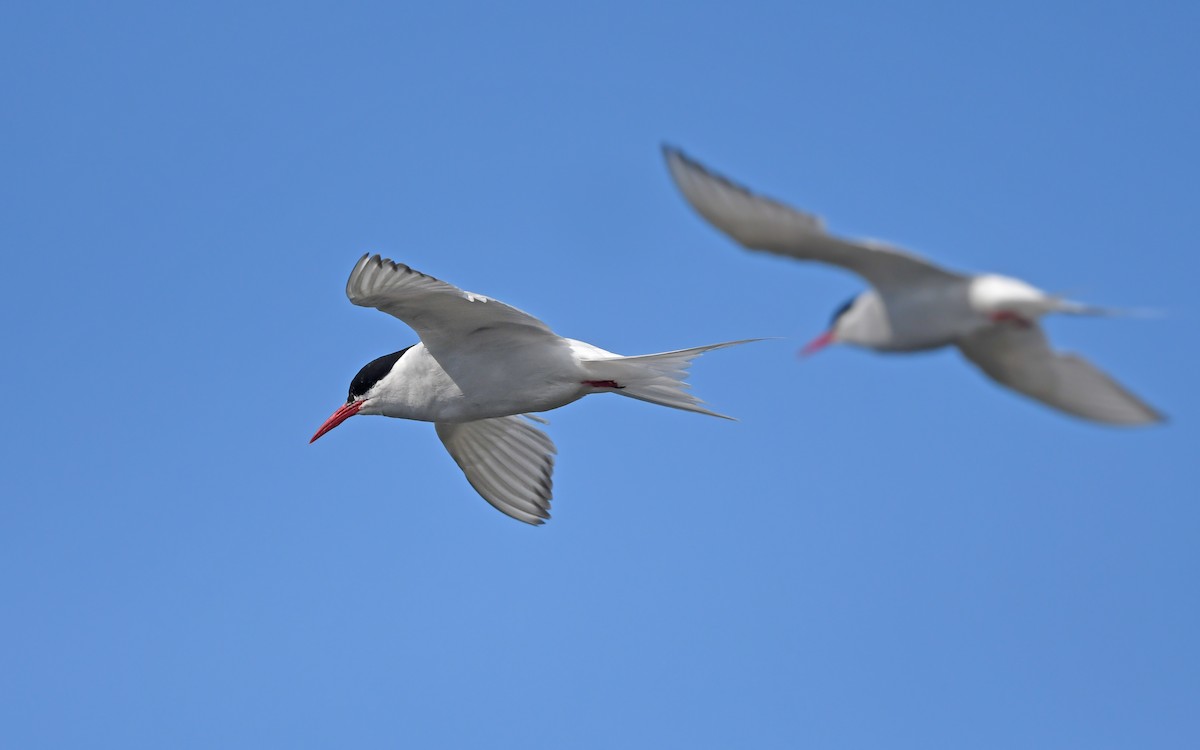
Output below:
[2,1,1197,747]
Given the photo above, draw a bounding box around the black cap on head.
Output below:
[348,346,413,402]
[829,295,858,327]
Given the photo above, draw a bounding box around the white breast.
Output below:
[367,341,588,423]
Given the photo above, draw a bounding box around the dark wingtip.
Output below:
[662,144,691,166]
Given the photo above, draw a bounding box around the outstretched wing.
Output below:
[344,254,559,357]
[436,416,558,525]
[956,324,1164,425]
[663,146,964,293]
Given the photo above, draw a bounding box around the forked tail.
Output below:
[576,339,760,419]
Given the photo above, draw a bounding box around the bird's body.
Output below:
[358,337,685,422]
[664,145,1163,425]
[360,338,581,423]
[838,282,970,352]
[835,274,1077,353]
[312,253,752,524]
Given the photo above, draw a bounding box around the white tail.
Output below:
[573,339,760,420]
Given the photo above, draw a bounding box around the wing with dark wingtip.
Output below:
[344,254,560,357]
[663,146,965,293]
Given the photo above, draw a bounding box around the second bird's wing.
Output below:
[956,324,1164,425]
[345,254,560,357]
[436,416,558,525]
[664,146,965,294]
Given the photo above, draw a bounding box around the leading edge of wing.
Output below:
[343,253,555,338]
[662,145,963,289]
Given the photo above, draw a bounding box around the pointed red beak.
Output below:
[310,401,364,443]
[799,330,835,357]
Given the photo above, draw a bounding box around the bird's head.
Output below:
[800,294,861,356]
[309,347,412,443]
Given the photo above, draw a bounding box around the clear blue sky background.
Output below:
[2,2,1197,748]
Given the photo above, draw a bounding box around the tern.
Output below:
[664,146,1163,426]
[311,253,754,524]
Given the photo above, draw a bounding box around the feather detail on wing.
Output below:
[436,415,558,525]
[345,254,557,355]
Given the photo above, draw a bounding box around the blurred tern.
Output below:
[664,146,1163,426]
[311,253,754,524]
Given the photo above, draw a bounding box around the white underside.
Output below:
[361,339,589,423]
[840,276,1161,424]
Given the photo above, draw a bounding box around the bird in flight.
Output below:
[311,253,755,524]
[663,146,1163,426]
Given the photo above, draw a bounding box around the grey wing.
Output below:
[345,254,559,355]
[663,146,964,292]
[956,324,1164,425]
[436,416,558,525]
